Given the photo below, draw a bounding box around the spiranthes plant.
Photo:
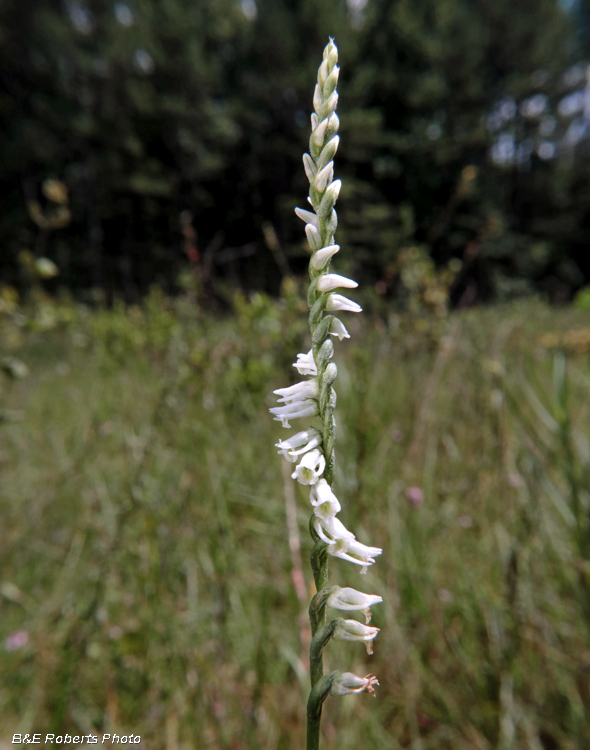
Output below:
[270,39,383,750]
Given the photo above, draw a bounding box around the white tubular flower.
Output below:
[333,619,380,654]
[292,448,326,485]
[330,672,379,697]
[329,318,350,341]
[326,586,382,623]
[269,399,319,429]
[295,207,319,227]
[317,274,358,293]
[309,478,338,507]
[274,379,318,404]
[327,537,383,573]
[310,244,340,271]
[327,587,383,612]
[275,428,322,462]
[313,515,355,544]
[326,294,362,314]
[310,479,341,519]
[293,350,317,376]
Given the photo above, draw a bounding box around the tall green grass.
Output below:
[2,290,590,748]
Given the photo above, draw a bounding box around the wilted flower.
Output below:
[327,586,382,623]
[333,618,380,653]
[330,672,379,697]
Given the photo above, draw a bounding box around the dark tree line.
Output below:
[0,0,588,305]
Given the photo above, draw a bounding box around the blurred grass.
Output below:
[2,287,590,748]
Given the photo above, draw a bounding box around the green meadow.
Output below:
[2,289,590,748]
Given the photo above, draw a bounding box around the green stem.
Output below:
[306,671,339,750]
[307,540,329,749]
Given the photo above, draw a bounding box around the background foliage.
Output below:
[3,290,590,747]
[2,0,590,304]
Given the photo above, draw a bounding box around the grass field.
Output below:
[2,289,590,748]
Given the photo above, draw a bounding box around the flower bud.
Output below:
[317,136,339,170]
[314,162,334,193]
[310,244,339,271]
[305,224,323,252]
[295,207,318,227]
[303,154,317,183]
[317,274,358,293]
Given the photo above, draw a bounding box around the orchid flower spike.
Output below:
[269,39,382,743]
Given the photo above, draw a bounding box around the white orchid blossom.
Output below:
[292,448,326,485]
[269,399,318,429]
[269,40,382,736]
[293,350,317,376]
[273,379,318,403]
[329,317,350,340]
[313,515,355,544]
[326,294,362,313]
[275,428,322,462]
[327,536,383,573]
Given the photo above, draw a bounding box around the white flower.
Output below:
[333,618,379,653]
[310,244,340,271]
[293,350,317,376]
[327,537,383,573]
[292,448,326,485]
[329,317,349,341]
[310,479,341,517]
[326,587,383,612]
[326,586,382,623]
[326,294,362,314]
[276,428,322,462]
[317,274,358,293]
[313,515,355,544]
[295,207,319,227]
[330,672,379,697]
[274,379,318,404]
[269,399,318,429]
